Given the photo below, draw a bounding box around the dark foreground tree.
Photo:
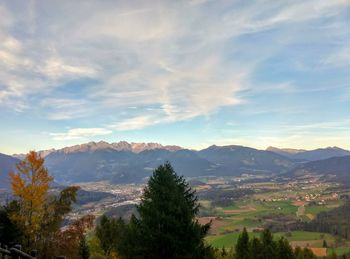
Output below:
[276,237,294,259]
[236,227,249,259]
[124,162,211,259]
[78,235,90,259]
[0,200,22,245]
[260,229,277,259]
[95,215,126,256]
[234,228,330,259]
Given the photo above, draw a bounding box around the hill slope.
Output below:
[288,155,350,183]
[198,145,294,174]
[0,153,20,189]
[267,146,350,161]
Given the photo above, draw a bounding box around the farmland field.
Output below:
[206,231,335,249]
[196,176,348,255]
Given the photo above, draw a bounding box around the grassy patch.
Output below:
[328,247,350,256]
[275,231,334,242]
[222,203,240,210]
[207,231,335,248]
[206,232,261,248]
[305,205,331,215]
[233,218,260,228]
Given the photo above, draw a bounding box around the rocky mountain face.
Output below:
[13,141,183,159]
[54,141,182,154]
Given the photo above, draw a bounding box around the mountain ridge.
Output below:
[288,155,350,184]
[2,142,350,189]
[267,146,350,161]
[13,141,183,159]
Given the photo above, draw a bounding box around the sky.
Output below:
[0,0,350,154]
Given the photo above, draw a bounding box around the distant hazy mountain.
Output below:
[288,155,350,183]
[37,142,296,185]
[199,145,294,174]
[266,147,306,158]
[7,141,350,186]
[44,148,223,184]
[267,146,350,161]
[0,153,20,189]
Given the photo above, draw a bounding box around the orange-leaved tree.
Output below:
[52,214,95,258]
[9,151,53,248]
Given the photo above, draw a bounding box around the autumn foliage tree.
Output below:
[51,214,95,258]
[6,151,84,258]
[9,151,53,248]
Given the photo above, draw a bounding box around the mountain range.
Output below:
[38,142,293,185]
[1,141,350,189]
[13,141,182,159]
[266,146,350,161]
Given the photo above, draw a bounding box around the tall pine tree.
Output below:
[125,162,211,259]
[260,229,277,259]
[236,227,249,259]
[78,236,90,259]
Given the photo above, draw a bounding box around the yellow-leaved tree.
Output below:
[9,151,53,247]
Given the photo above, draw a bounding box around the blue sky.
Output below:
[0,0,350,154]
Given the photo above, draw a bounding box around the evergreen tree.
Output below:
[323,239,328,248]
[235,227,249,259]
[78,236,90,259]
[260,229,277,259]
[294,247,303,259]
[124,162,211,259]
[248,237,262,259]
[276,237,294,259]
[95,215,114,255]
[95,215,126,256]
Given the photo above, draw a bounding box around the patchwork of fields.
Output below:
[196,177,350,256]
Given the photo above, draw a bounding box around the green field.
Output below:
[206,198,338,250]
[206,231,335,249]
[328,247,350,256]
[275,231,334,242]
[214,200,298,229]
[197,178,349,254]
[206,232,261,248]
[305,205,331,215]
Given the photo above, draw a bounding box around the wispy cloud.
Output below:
[111,115,160,131]
[50,128,112,141]
[0,0,349,152]
[323,46,350,67]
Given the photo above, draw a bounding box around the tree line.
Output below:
[305,201,350,241]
